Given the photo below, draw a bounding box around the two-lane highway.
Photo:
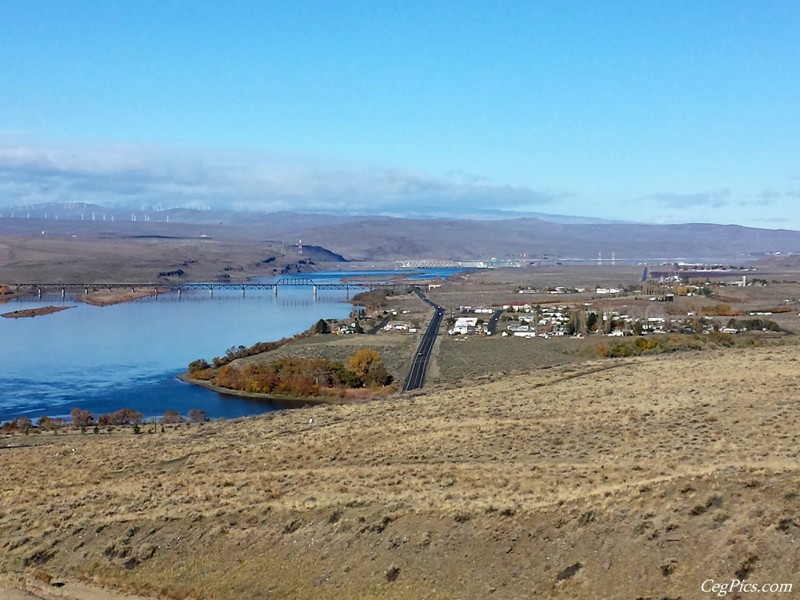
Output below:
[402,289,445,392]
[487,309,503,335]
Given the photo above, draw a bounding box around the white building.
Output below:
[449,317,478,335]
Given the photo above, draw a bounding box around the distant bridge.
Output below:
[398,259,523,269]
[398,260,463,269]
[13,278,398,298]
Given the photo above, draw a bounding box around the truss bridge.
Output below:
[13,278,397,298]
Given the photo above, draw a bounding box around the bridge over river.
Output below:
[13,278,399,298]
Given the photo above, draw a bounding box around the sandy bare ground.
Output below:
[76,290,163,306]
[1,306,75,319]
[0,574,155,600]
[2,345,799,599]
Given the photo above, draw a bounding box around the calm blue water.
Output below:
[0,269,460,422]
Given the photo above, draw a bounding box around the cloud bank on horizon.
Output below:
[0,139,798,228]
[1,3,798,229]
[0,141,570,219]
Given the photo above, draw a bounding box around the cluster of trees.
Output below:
[701,303,743,317]
[70,408,95,427]
[559,309,621,336]
[750,306,793,314]
[1,409,209,436]
[314,319,331,334]
[69,407,208,427]
[596,331,749,358]
[36,416,67,430]
[97,407,143,426]
[1,416,35,434]
[727,318,781,332]
[351,288,407,309]
[208,348,393,397]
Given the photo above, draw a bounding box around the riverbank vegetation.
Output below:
[188,348,394,398]
[1,408,210,435]
[351,287,409,309]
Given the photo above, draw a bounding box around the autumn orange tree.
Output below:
[70,408,94,428]
[97,408,143,426]
[161,410,183,424]
[347,349,392,388]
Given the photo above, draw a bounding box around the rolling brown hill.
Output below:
[276,216,800,260]
[3,205,800,264]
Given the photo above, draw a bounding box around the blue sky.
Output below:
[1,1,798,227]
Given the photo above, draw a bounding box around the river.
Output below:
[0,269,459,423]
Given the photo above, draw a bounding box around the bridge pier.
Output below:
[37,287,43,298]
[177,288,182,299]
[312,285,317,299]
[273,286,278,297]
[61,287,66,299]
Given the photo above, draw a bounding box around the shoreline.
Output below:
[176,373,351,407]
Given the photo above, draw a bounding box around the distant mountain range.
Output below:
[1,202,798,261]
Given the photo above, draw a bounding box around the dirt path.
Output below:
[0,576,156,600]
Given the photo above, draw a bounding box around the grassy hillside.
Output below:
[2,345,799,599]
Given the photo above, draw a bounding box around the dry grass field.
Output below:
[2,345,799,599]
[434,336,596,385]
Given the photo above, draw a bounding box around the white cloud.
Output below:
[642,189,731,209]
[0,140,564,216]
